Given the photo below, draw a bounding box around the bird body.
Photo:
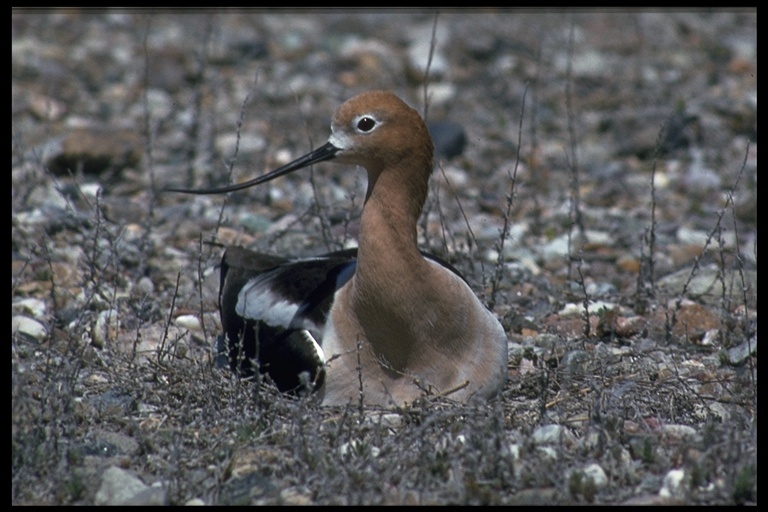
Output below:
[169,91,508,406]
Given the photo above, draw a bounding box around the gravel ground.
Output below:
[12,9,756,505]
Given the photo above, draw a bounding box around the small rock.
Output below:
[12,315,48,341]
[132,276,155,297]
[672,303,720,341]
[614,315,646,338]
[561,350,591,375]
[12,297,47,318]
[339,439,380,459]
[364,412,404,429]
[407,22,450,77]
[27,92,67,121]
[540,231,615,264]
[174,314,202,331]
[216,132,266,156]
[659,468,686,499]
[532,424,577,447]
[94,466,166,506]
[585,281,617,298]
[95,429,140,457]
[279,486,313,506]
[428,121,466,160]
[724,337,756,365]
[660,424,698,443]
[46,125,142,176]
[582,463,609,489]
[536,446,559,460]
[92,309,120,348]
[658,266,756,306]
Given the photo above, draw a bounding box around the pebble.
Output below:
[12,297,47,318]
[428,122,467,160]
[174,314,202,331]
[725,337,756,365]
[532,424,577,447]
[279,486,314,506]
[92,309,120,348]
[94,466,166,506]
[10,11,755,506]
[581,463,609,489]
[45,125,142,176]
[659,468,686,499]
[12,315,48,341]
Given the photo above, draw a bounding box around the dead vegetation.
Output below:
[13,10,755,505]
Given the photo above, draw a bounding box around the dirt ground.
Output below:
[12,9,756,505]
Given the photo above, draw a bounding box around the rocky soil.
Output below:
[12,9,756,505]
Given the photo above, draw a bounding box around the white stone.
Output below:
[12,316,48,341]
[659,468,686,498]
[13,298,47,318]
[174,314,202,331]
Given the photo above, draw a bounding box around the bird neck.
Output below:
[348,162,434,369]
[358,160,430,274]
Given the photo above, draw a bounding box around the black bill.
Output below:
[164,141,339,195]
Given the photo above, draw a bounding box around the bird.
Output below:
[166,90,508,407]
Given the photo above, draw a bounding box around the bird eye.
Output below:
[356,116,377,132]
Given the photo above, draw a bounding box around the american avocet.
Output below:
[168,91,508,406]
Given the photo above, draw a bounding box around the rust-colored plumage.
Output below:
[168,91,508,406]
